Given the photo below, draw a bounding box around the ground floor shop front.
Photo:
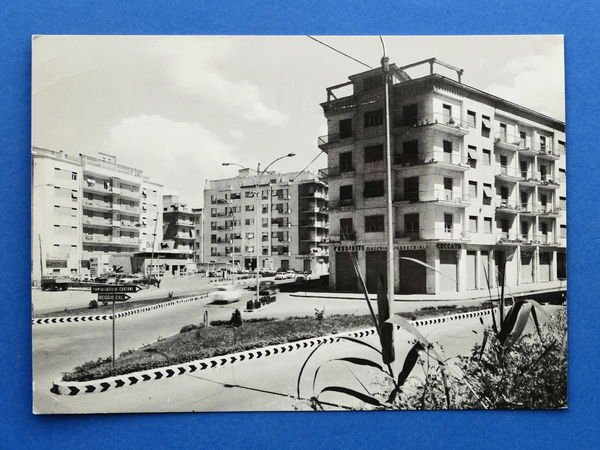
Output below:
[330,242,566,295]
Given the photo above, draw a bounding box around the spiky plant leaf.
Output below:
[318,386,382,407]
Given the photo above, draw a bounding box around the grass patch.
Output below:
[62,302,492,382]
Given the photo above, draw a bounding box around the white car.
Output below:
[211,286,243,303]
[285,271,297,279]
[274,273,287,281]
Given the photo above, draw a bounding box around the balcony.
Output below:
[83,217,113,227]
[328,198,355,211]
[532,234,557,246]
[496,232,521,245]
[328,232,356,242]
[393,151,469,172]
[536,148,561,160]
[302,235,329,243]
[318,166,355,179]
[494,133,522,152]
[175,220,195,227]
[317,133,354,151]
[83,235,140,246]
[537,178,560,190]
[537,207,562,217]
[300,220,329,228]
[119,204,140,214]
[394,190,469,208]
[495,202,520,214]
[395,227,469,242]
[82,199,113,211]
[118,187,141,200]
[494,166,521,183]
[393,113,471,136]
[120,220,141,230]
[519,203,538,216]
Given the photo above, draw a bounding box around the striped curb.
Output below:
[51,307,493,396]
[33,294,209,326]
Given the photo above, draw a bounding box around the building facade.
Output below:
[319,62,566,294]
[32,147,163,281]
[192,208,204,265]
[203,169,329,275]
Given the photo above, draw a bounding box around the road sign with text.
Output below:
[97,293,131,302]
[91,285,141,294]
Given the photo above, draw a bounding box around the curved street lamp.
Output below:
[222,153,296,301]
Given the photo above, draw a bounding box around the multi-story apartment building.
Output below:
[319,60,566,294]
[192,208,204,264]
[140,178,164,252]
[32,147,163,281]
[203,169,329,275]
[162,194,196,254]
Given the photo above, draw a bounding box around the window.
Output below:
[245,191,255,198]
[365,215,384,233]
[262,232,269,242]
[245,218,254,225]
[211,234,217,244]
[339,151,353,172]
[469,216,478,233]
[499,123,508,141]
[484,217,492,234]
[520,191,529,209]
[340,218,354,237]
[481,115,491,138]
[443,140,453,163]
[483,183,492,205]
[245,246,255,253]
[468,181,478,200]
[482,149,491,166]
[442,104,452,123]
[501,219,510,234]
[211,221,217,230]
[404,177,419,202]
[71,172,77,181]
[262,218,269,228]
[402,103,418,126]
[364,144,384,163]
[339,185,353,204]
[262,190,269,200]
[540,222,549,236]
[560,224,567,238]
[539,135,547,150]
[467,145,477,168]
[444,214,453,233]
[246,232,254,239]
[339,119,353,139]
[519,131,527,148]
[363,180,384,198]
[443,177,453,193]
[404,213,419,234]
[211,208,217,217]
[364,109,383,128]
[262,205,268,214]
[363,74,384,91]
[467,110,476,128]
[402,140,419,160]
[245,204,254,212]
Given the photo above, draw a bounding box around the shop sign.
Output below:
[437,243,462,250]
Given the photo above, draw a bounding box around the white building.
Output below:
[319,60,566,294]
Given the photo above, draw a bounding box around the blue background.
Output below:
[1,1,598,448]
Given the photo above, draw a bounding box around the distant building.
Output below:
[159,194,195,276]
[192,208,203,265]
[203,169,329,275]
[32,147,163,282]
[318,60,566,294]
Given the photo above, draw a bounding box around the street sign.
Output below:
[97,293,131,302]
[91,284,142,294]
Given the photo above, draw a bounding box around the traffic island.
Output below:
[51,304,496,395]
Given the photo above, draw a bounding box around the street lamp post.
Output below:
[222,153,295,302]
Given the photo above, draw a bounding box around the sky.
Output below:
[32,35,564,207]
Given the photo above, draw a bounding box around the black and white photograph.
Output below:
[31,35,567,414]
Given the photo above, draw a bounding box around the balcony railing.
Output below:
[395,227,469,241]
[318,166,355,179]
[494,166,522,181]
[317,133,353,150]
[394,113,471,134]
[83,217,113,227]
[494,132,522,149]
[497,232,521,244]
[393,189,469,206]
[393,151,468,169]
[328,198,355,210]
[495,201,521,213]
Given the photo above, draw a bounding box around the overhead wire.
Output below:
[306,35,373,70]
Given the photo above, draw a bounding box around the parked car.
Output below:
[274,272,287,281]
[285,271,297,279]
[40,276,69,291]
[211,286,243,304]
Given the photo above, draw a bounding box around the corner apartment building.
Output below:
[319,60,566,294]
[203,169,329,275]
[32,147,163,281]
[192,207,204,264]
[162,194,196,254]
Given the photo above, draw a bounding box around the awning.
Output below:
[467,149,478,160]
[483,186,493,197]
[481,117,491,129]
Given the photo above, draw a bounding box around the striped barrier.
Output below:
[51,308,492,396]
[33,294,209,326]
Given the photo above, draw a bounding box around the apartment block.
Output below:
[162,194,196,254]
[319,60,566,294]
[32,147,163,281]
[203,169,329,275]
[192,208,204,264]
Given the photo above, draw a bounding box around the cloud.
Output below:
[151,40,288,126]
[229,129,246,140]
[486,43,565,121]
[103,114,237,207]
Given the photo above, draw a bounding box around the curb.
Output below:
[33,294,209,326]
[51,308,491,396]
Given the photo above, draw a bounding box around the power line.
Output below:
[291,149,326,181]
[306,36,373,70]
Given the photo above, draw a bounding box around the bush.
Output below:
[180,324,200,334]
[246,300,254,310]
[314,307,325,321]
[88,300,98,309]
[168,291,174,299]
[254,300,261,309]
[231,309,243,328]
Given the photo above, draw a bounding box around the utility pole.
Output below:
[381,36,396,363]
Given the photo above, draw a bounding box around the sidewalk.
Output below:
[290,280,567,302]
